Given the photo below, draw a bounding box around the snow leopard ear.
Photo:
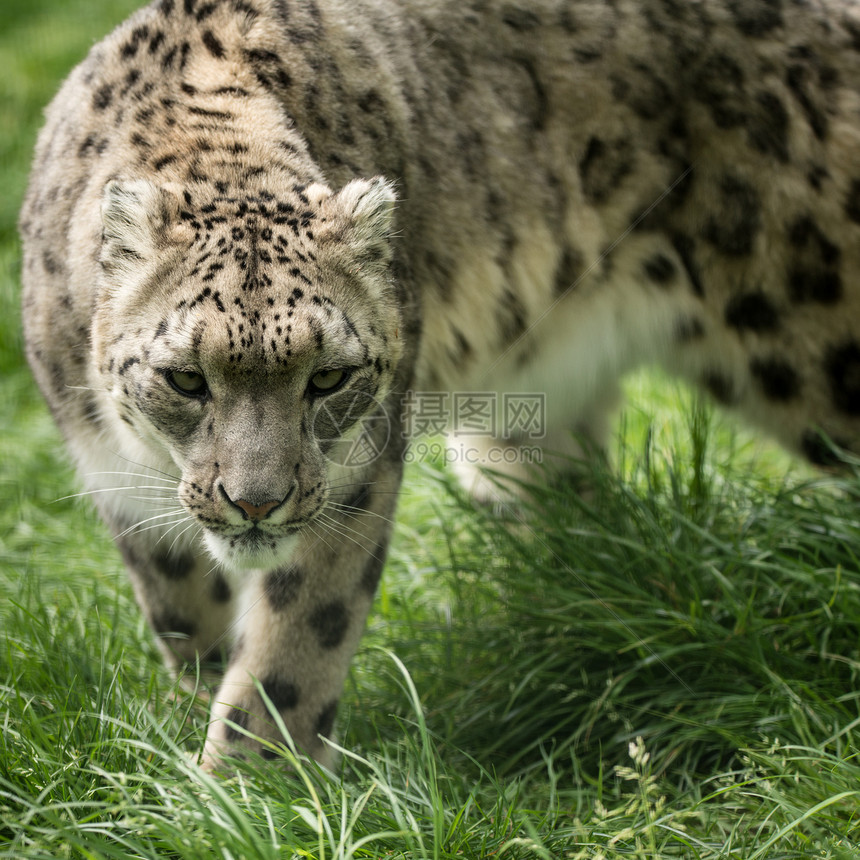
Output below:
[100,179,192,276]
[320,177,397,266]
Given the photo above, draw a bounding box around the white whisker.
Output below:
[204,558,226,579]
[327,501,396,527]
[163,520,201,554]
[57,485,178,502]
[307,522,339,555]
[84,470,178,485]
[116,509,187,539]
[108,453,183,483]
[317,510,380,546]
[120,517,191,539]
[326,480,405,499]
[315,513,377,555]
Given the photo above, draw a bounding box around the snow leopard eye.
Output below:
[166,369,208,398]
[309,368,348,395]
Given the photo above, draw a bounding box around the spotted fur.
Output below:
[19,0,860,767]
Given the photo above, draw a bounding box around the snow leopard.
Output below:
[20,0,860,766]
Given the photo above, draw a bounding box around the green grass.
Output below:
[2,2,860,857]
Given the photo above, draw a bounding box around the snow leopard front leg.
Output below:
[110,525,237,694]
[201,451,401,769]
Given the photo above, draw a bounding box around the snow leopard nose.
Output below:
[233,497,281,521]
[219,485,293,522]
